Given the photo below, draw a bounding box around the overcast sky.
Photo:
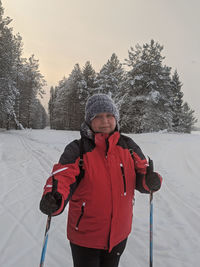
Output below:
[3,0,200,126]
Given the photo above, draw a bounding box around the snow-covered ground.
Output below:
[0,128,200,267]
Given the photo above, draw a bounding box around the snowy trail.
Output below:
[0,131,48,266]
[133,132,200,267]
[0,129,80,267]
[0,129,200,267]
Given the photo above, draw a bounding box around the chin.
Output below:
[100,128,113,134]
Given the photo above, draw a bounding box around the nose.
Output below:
[101,115,109,123]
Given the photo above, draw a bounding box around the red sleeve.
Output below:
[42,158,81,215]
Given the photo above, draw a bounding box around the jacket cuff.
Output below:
[52,195,65,216]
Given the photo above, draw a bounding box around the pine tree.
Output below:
[51,65,86,130]
[0,1,46,129]
[81,61,97,122]
[17,55,46,128]
[170,70,184,132]
[121,40,172,133]
[50,78,68,129]
[48,86,55,128]
[0,1,19,129]
[181,102,197,133]
[95,53,125,101]
[13,34,25,129]
[66,64,85,129]
[82,61,96,96]
[30,98,48,129]
[170,70,197,133]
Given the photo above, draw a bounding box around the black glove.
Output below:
[40,192,62,215]
[145,157,161,192]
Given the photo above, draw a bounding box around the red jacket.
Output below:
[42,130,160,251]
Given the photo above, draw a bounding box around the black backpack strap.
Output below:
[67,138,85,199]
[78,138,85,180]
[129,148,134,161]
[129,148,136,205]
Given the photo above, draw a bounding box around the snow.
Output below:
[149,90,160,103]
[1,128,200,267]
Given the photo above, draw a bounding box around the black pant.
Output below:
[70,239,127,267]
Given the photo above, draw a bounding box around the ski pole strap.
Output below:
[52,175,57,195]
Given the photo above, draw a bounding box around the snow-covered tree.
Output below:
[0,1,46,129]
[48,86,55,128]
[13,34,26,129]
[50,64,87,130]
[52,78,70,129]
[95,53,125,101]
[30,98,48,129]
[0,1,20,129]
[121,40,173,133]
[17,55,46,128]
[170,70,197,133]
[82,61,97,97]
[170,70,184,132]
[49,63,96,130]
[66,64,87,129]
[180,102,197,133]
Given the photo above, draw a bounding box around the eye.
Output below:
[107,114,114,118]
[94,115,101,119]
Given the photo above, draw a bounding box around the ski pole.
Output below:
[147,156,154,267]
[150,191,153,267]
[39,176,57,267]
[40,215,52,267]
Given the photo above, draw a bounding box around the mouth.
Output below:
[100,126,110,129]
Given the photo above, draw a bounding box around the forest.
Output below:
[49,44,197,133]
[0,1,47,130]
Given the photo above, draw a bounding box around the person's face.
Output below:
[91,112,116,134]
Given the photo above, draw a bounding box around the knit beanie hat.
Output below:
[85,94,119,125]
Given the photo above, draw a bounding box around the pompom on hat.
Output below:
[85,94,119,126]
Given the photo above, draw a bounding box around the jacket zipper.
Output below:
[120,163,127,196]
[75,202,86,230]
[105,138,109,158]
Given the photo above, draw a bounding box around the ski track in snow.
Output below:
[0,129,200,267]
